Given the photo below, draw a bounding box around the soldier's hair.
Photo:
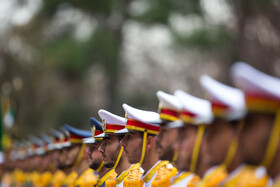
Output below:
[117,135,124,142]
[138,131,156,138]
[229,120,241,128]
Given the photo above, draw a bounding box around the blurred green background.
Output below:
[0,0,280,140]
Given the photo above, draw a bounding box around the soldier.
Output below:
[75,117,106,186]
[10,142,27,187]
[1,149,13,187]
[50,129,67,187]
[231,62,280,186]
[39,133,55,187]
[29,136,45,186]
[61,124,91,187]
[156,91,182,163]
[117,104,177,187]
[96,109,143,187]
[198,75,246,186]
[168,90,213,186]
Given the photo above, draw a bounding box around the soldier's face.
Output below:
[156,126,178,161]
[99,136,122,168]
[173,126,197,171]
[240,113,273,165]
[205,120,239,166]
[41,154,50,171]
[51,149,60,169]
[120,132,142,164]
[32,155,41,170]
[61,144,81,167]
[86,142,103,170]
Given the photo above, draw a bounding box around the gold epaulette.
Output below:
[152,161,177,187]
[40,171,53,187]
[75,168,99,187]
[13,169,26,185]
[198,165,227,187]
[51,169,66,187]
[63,171,78,187]
[273,177,280,187]
[221,165,269,187]
[171,171,197,186]
[105,170,117,187]
[96,169,116,187]
[123,163,144,187]
[32,171,41,186]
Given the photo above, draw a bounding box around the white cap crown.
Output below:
[200,75,246,120]
[175,90,213,124]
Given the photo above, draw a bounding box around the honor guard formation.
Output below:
[1,61,280,187]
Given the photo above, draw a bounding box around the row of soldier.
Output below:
[1,61,280,187]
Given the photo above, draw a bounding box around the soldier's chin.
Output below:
[90,162,102,170]
[157,147,163,155]
[104,162,114,168]
[243,158,261,166]
[128,157,140,164]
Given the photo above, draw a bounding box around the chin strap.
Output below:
[172,150,178,164]
[96,161,104,172]
[260,109,280,168]
[139,130,148,165]
[113,146,124,169]
[190,125,205,173]
[73,143,86,168]
[223,120,244,168]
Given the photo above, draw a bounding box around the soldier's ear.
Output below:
[146,135,155,150]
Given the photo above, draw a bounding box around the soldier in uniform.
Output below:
[39,133,55,187]
[1,149,14,187]
[117,104,177,187]
[168,90,213,186]
[50,128,67,187]
[60,124,91,187]
[198,75,246,186]
[231,62,280,186]
[96,109,143,187]
[155,91,182,163]
[81,117,111,187]
[28,136,45,187]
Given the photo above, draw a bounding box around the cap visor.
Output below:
[114,128,130,134]
[94,132,108,139]
[166,120,185,129]
[83,137,97,144]
[62,141,71,148]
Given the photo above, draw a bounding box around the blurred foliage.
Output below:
[173,26,232,50]
[43,34,90,78]
[1,0,280,138]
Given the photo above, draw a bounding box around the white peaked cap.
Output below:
[98,109,126,126]
[174,90,213,124]
[200,75,246,120]
[96,109,126,138]
[157,91,183,111]
[83,137,97,144]
[166,120,185,129]
[114,104,161,135]
[123,104,161,124]
[231,62,280,100]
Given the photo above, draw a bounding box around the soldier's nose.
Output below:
[98,143,105,153]
[173,139,180,150]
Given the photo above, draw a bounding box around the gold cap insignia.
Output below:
[91,126,96,137]
[158,103,163,113]
[102,119,107,131]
